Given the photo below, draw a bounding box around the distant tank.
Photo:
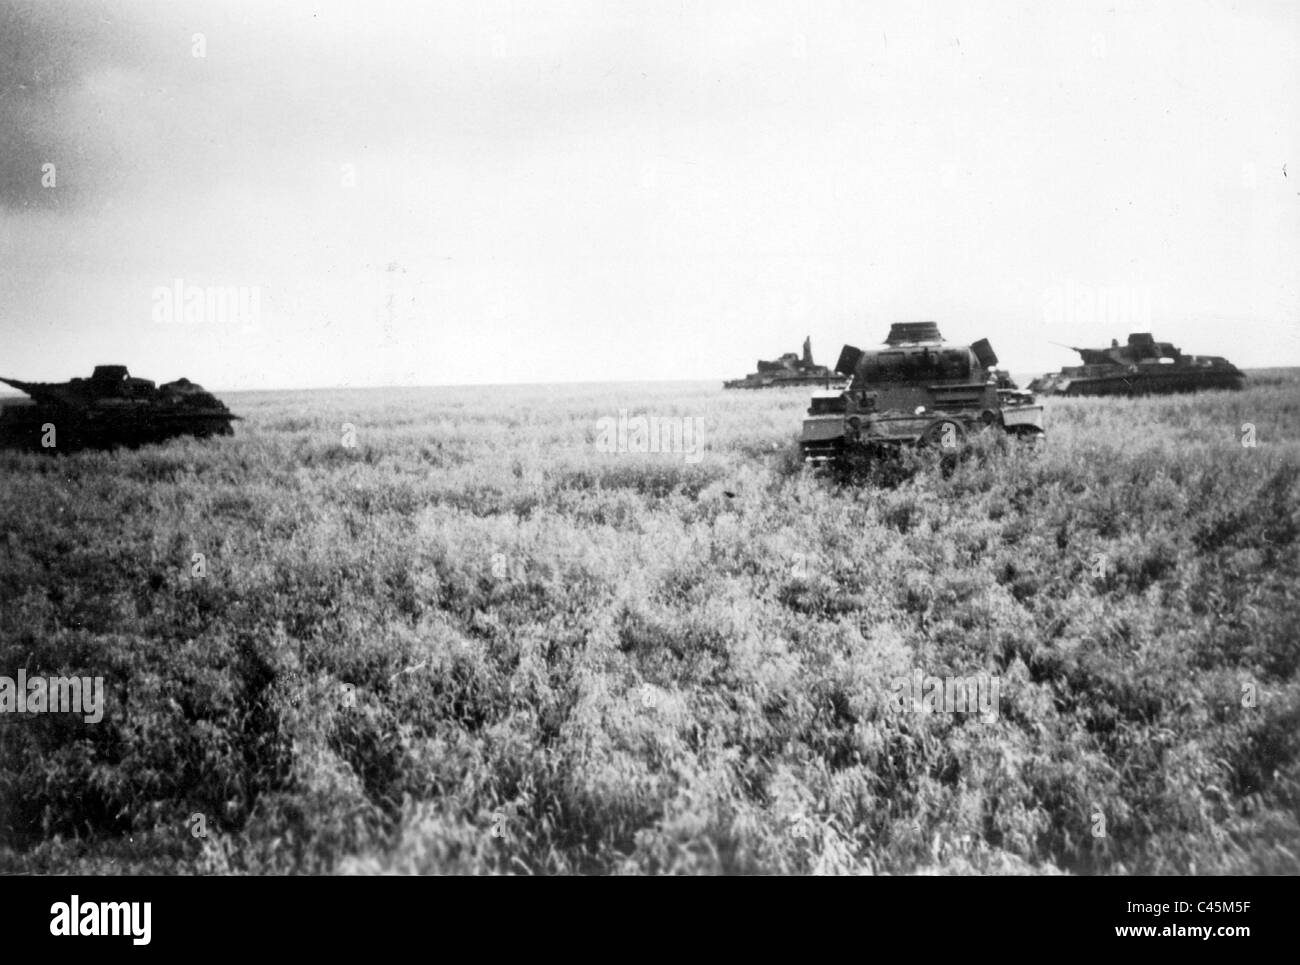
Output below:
[724,336,846,389]
[1028,333,1245,396]
[799,322,1045,465]
[0,365,239,451]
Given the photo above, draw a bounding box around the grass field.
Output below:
[2,371,1299,874]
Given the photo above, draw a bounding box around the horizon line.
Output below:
[2,366,1299,397]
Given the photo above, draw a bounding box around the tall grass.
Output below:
[1,375,1297,874]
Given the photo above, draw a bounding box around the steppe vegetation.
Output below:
[2,372,1298,874]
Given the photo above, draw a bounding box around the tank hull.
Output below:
[1031,368,1244,396]
[0,402,236,450]
[724,374,847,390]
[0,366,238,451]
[799,402,1044,464]
[724,337,844,389]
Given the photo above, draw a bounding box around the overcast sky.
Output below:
[1,0,1297,390]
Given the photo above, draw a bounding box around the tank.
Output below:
[724,336,847,389]
[1028,333,1245,396]
[0,365,239,451]
[799,322,1045,464]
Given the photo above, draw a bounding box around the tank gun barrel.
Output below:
[0,376,82,406]
[0,376,45,398]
